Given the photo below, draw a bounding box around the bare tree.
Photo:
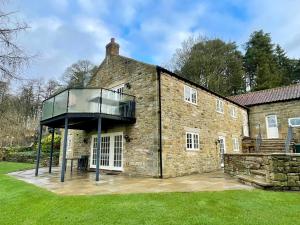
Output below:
[169,36,205,72]
[0,1,30,80]
[62,60,97,88]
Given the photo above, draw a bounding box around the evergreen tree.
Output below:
[244,30,282,91]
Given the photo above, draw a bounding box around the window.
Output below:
[186,132,199,150]
[232,138,239,152]
[112,84,124,100]
[216,99,224,113]
[184,85,197,104]
[288,117,300,127]
[230,106,237,118]
[113,84,124,94]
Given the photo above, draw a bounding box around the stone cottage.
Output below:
[229,85,300,152]
[36,38,249,182]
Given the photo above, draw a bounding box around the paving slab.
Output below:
[9,167,253,195]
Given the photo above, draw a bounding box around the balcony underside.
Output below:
[40,113,136,130]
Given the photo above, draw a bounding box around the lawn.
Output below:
[1,162,300,225]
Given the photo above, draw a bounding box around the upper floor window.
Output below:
[113,84,124,93]
[184,85,197,104]
[232,138,239,152]
[216,99,224,113]
[112,84,125,100]
[186,132,199,150]
[230,106,237,118]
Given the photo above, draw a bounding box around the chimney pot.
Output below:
[106,37,119,57]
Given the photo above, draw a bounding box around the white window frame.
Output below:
[288,117,300,127]
[216,99,224,113]
[112,84,125,93]
[90,132,124,171]
[230,106,237,118]
[186,132,200,151]
[184,85,197,105]
[232,137,239,152]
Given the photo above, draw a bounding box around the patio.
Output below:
[9,168,252,195]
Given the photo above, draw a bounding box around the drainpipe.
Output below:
[156,66,163,179]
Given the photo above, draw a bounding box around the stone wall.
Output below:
[249,100,300,141]
[268,154,300,190]
[224,153,269,176]
[59,130,90,168]
[160,72,248,177]
[65,55,160,177]
[225,153,300,190]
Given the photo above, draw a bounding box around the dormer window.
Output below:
[184,85,197,104]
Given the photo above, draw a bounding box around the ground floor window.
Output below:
[186,132,199,150]
[232,138,239,152]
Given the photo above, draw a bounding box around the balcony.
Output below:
[40,88,136,130]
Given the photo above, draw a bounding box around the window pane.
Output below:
[186,133,192,149]
[191,90,197,103]
[184,86,190,101]
[193,134,199,149]
[267,116,277,127]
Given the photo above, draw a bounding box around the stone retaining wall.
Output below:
[224,153,269,176]
[225,153,300,190]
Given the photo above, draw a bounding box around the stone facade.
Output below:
[160,72,248,177]
[249,100,300,141]
[225,153,300,190]
[61,39,251,178]
[62,53,161,177]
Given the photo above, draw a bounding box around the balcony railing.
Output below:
[41,88,136,121]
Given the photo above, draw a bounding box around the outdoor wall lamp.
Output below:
[83,138,88,144]
[124,135,131,142]
[215,139,221,145]
[125,82,131,89]
[48,127,54,133]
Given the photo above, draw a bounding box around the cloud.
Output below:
[244,0,300,58]
[8,0,300,82]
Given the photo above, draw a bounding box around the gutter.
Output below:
[156,66,163,178]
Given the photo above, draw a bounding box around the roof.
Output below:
[156,66,248,110]
[229,84,300,106]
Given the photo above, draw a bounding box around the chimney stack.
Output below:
[106,38,119,56]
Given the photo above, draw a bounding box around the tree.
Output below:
[62,60,97,88]
[291,60,300,83]
[172,37,245,96]
[0,2,30,80]
[244,30,283,91]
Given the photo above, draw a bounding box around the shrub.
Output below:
[33,133,61,153]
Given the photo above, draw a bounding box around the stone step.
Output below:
[259,149,285,152]
[250,170,266,176]
[260,144,285,147]
[236,175,273,189]
[250,170,267,180]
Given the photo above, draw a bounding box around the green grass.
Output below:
[1,162,300,225]
[0,161,35,174]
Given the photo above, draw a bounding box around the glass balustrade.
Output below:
[41,88,135,120]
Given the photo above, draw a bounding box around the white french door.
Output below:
[90,132,123,171]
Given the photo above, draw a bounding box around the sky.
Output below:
[6,0,300,81]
